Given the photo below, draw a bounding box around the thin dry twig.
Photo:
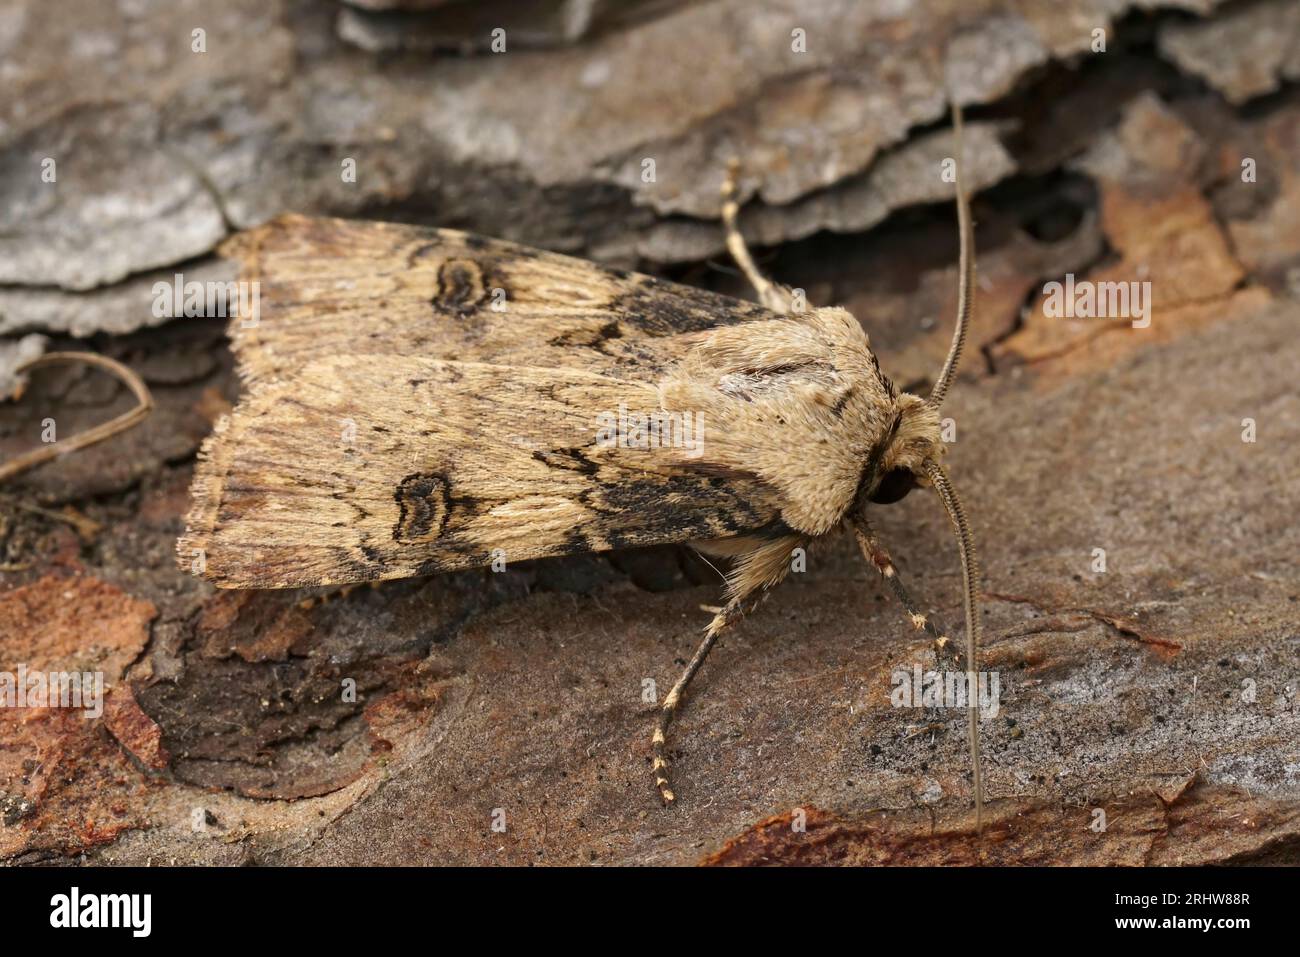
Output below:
[0,351,154,483]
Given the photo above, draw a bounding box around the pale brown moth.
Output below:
[180,106,985,827]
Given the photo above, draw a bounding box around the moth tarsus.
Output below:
[181,103,985,834]
[653,597,743,804]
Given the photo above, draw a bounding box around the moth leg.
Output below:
[296,580,379,612]
[652,599,743,803]
[653,533,804,803]
[720,159,793,314]
[849,512,963,669]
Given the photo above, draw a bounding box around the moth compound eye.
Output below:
[869,468,916,504]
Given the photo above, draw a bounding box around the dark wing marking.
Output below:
[224,215,778,386]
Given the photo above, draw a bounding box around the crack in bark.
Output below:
[986,591,1183,652]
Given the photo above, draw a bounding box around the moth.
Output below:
[181,107,985,828]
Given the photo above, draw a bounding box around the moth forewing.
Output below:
[180,353,787,588]
[220,214,772,389]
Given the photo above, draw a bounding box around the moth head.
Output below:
[867,393,943,505]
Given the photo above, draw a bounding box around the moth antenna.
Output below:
[928,100,975,409]
[922,459,984,832]
[0,352,154,483]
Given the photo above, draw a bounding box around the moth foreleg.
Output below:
[652,598,743,803]
[849,513,963,668]
[720,159,794,314]
[652,533,803,803]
